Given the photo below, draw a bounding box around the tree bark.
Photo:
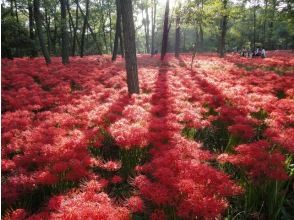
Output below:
[199,23,203,51]
[219,0,227,58]
[161,0,169,60]
[175,14,180,57]
[76,0,102,55]
[121,0,139,94]
[44,9,52,54]
[67,0,80,56]
[119,22,124,57]
[80,0,89,57]
[60,0,69,63]
[151,0,156,55]
[253,4,256,50]
[28,0,38,57]
[145,6,150,53]
[100,0,108,53]
[262,0,268,46]
[108,1,113,52]
[33,0,51,64]
[112,0,122,61]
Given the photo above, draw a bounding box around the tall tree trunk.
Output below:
[183,28,186,51]
[14,0,20,57]
[73,3,79,55]
[151,0,156,55]
[146,6,150,53]
[53,17,58,55]
[100,0,108,53]
[142,8,147,53]
[262,0,268,46]
[80,0,89,57]
[108,2,113,52]
[112,0,122,61]
[199,23,203,51]
[60,0,69,64]
[45,9,52,54]
[33,0,51,64]
[219,0,227,58]
[76,0,102,55]
[14,0,19,22]
[121,0,139,94]
[175,13,180,57]
[268,0,276,49]
[142,3,150,53]
[199,0,204,51]
[10,0,14,16]
[67,0,80,56]
[28,0,37,57]
[253,4,256,50]
[161,0,169,60]
[119,22,124,57]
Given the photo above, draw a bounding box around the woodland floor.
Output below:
[2,52,294,219]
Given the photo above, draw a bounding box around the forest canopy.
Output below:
[1,0,294,59]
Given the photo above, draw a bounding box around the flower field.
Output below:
[2,52,294,219]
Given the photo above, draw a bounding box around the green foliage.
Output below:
[1,15,33,58]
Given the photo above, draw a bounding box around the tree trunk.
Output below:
[76,0,102,55]
[67,0,80,56]
[60,0,69,64]
[151,0,156,55]
[262,0,268,46]
[14,0,19,23]
[28,0,38,57]
[53,17,58,55]
[100,0,108,53]
[108,2,113,52]
[253,4,256,50]
[33,0,51,64]
[268,0,277,49]
[146,6,150,53]
[219,0,227,58]
[183,28,186,51]
[73,3,79,55]
[10,0,13,16]
[112,0,122,61]
[121,0,139,94]
[119,22,124,57]
[175,14,180,57]
[199,23,203,51]
[45,9,52,54]
[161,0,169,60]
[80,0,89,57]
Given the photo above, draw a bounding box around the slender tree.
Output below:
[151,0,156,55]
[262,0,268,45]
[80,0,89,57]
[66,0,80,56]
[112,0,123,61]
[121,0,140,94]
[145,4,150,53]
[44,8,52,54]
[175,7,181,57]
[28,0,38,57]
[33,0,51,64]
[76,0,102,55]
[219,0,228,58]
[60,0,69,63]
[108,1,113,52]
[161,0,169,60]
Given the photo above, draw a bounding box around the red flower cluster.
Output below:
[218,140,288,181]
[2,52,293,218]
